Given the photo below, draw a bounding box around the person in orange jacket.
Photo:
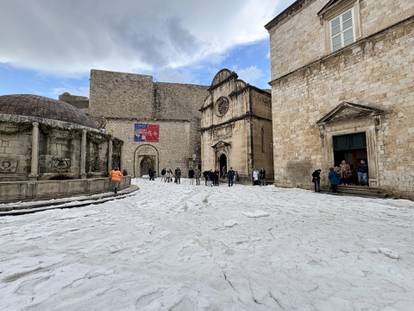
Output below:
[110,167,123,194]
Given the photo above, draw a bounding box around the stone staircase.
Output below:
[336,185,390,198]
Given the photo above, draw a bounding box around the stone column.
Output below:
[107,138,113,174]
[29,122,39,179]
[80,129,87,179]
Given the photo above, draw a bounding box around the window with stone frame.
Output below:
[330,8,355,52]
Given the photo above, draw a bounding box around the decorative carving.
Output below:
[216,97,230,116]
[51,157,71,172]
[213,125,233,140]
[0,123,31,134]
[0,158,18,173]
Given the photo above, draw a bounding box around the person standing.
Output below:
[227,167,235,187]
[340,160,351,185]
[252,169,259,186]
[214,170,220,186]
[328,167,340,193]
[195,167,201,186]
[357,160,369,186]
[188,167,195,185]
[148,168,155,181]
[259,168,266,186]
[175,167,181,184]
[110,167,123,195]
[312,169,322,193]
[203,170,209,186]
[161,168,166,182]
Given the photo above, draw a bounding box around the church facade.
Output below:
[200,69,274,182]
[88,69,208,177]
[266,0,414,198]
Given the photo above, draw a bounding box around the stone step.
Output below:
[321,186,390,199]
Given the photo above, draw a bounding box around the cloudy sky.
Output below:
[0,0,295,98]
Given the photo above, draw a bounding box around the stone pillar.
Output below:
[29,122,39,179]
[107,138,113,174]
[80,129,87,179]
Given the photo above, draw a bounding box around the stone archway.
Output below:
[134,144,159,178]
[140,156,155,177]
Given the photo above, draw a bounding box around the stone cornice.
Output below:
[265,0,316,31]
[0,113,106,135]
[104,117,191,123]
[269,15,414,86]
[200,113,272,132]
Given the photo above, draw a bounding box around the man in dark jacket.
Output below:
[188,168,195,185]
[174,167,181,184]
[203,170,209,186]
[328,167,340,193]
[227,167,235,187]
[357,160,369,186]
[148,168,155,181]
[312,169,322,192]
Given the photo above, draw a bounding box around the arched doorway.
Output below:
[140,156,155,177]
[219,154,227,178]
[134,144,159,177]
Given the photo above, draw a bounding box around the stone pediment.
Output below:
[211,141,231,150]
[318,0,356,18]
[317,102,384,125]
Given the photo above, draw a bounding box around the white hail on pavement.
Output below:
[1,179,413,310]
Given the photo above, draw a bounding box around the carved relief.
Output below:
[0,158,18,173]
[213,125,233,140]
[50,157,71,172]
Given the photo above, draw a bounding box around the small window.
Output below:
[330,8,355,52]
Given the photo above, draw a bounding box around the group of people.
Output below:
[252,168,266,186]
[160,167,183,184]
[312,159,369,193]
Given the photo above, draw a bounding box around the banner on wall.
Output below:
[134,124,159,142]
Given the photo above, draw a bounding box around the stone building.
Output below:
[0,94,130,203]
[266,0,414,198]
[200,69,273,182]
[89,69,208,177]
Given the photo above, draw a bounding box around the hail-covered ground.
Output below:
[1,179,414,311]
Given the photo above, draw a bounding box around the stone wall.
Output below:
[0,176,131,203]
[89,70,154,119]
[89,69,208,177]
[268,0,414,81]
[200,70,274,181]
[270,17,414,198]
[0,122,31,181]
[105,119,193,177]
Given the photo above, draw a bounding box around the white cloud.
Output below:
[0,0,291,75]
[235,66,265,86]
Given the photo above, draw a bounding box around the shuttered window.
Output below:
[330,8,355,52]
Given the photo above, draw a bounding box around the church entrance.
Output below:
[333,132,367,185]
[219,154,227,178]
[140,156,155,177]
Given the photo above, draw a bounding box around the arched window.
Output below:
[261,127,265,153]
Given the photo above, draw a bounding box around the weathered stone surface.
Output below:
[267,0,414,199]
[201,69,274,181]
[88,69,208,177]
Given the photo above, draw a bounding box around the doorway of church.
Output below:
[140,156,155,177]
[333,132,368,185]
[219,154,227,179]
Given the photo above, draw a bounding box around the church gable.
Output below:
[209,69,237,91]
[317,102,384,124]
